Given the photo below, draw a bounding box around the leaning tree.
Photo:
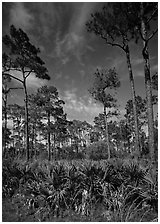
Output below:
[3,25,50,160]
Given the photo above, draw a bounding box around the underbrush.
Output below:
[2,158,158,222]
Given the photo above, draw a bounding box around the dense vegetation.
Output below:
[2,2,158,222]
[2,158,158,221]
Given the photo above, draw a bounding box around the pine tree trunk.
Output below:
[12,120,15,148]
[31,124,35,158]
[53,133,56,159]
[34,128,37,159]
[140,3,155,162]
[17,119,21,156]
[47,111,51,161]
[23,80,30,161]
[104,106,110,159]
[124,39,140,158]
[3,93,8,155]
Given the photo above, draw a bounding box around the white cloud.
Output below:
[62,89,102,117]
[134,70,144,77]
[37,3,63,38]
[52,3,98,65]
[54,31,85,65]
[106,55,126,69]
[9,3,33,30]
[79,70,85,78]
[132,56,156,66]
[86,45,95,52]
[70,2,97,34]
[62,57,70,65]
[55,72,63,80]
[26,74,48,88]
[64,75,70,80]
[132,58,144,66]
[151,64,158,72]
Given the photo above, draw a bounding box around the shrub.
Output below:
[2,158,158,222]
[86,141,109,160]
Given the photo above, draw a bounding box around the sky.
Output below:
[2,2,158,124]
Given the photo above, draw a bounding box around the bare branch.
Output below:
[146,7,158,25]
[100,33,124,50]
[24,70,33,73]
[25,70,33,79]
[148,28,158,41]
[3,73,23,83]
[2,96,5,103]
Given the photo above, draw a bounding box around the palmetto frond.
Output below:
[122,160,148,186]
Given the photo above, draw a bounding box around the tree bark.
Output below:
[23,80,30,161]
[47,111,51,161]
[53,133,56,160]
[125,43,141,157]
[31,124,35,158]
[140,3,155,162]
[17,118,21,156]
[3,93,8,154]
[104,106,110,159]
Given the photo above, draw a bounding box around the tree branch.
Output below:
[2,87,23,97]
[148,28,158,41]
[24,70,33,73]
[100,33,124,50]
[3,73,23,83]
[93,28,124,50]
[25,70,33,79]
[2,96,5,104]
[146,7,158,25]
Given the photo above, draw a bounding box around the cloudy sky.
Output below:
[2,2,158,123]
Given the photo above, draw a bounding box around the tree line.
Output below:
[2,2,158,163]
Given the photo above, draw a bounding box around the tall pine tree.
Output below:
[3,25,50,160]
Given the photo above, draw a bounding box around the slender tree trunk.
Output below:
[22,131,25,156]
[140,3,155,162]
[17,119,21,156]
[47,111,51,161]
[3,93,8,155]
[23,80,30,161]
[125,42,141,158]
[34,127,37,159]
[12,120,15,148]
[53,133,56,160]
[104,106,110,159]
[31,124,35,158]
[2,83,9,156]
[119,122,124,149]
